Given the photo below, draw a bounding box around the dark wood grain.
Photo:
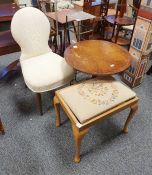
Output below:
[0,118,5,135]
[0,3,20,80]
[0,30,20,56]
[0,3,19,22]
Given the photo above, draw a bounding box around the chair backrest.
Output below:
[11,7,51,60]
[115,0,136,18]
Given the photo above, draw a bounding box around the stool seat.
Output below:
[58,76,136,123]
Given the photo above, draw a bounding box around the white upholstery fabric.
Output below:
[11,7,74,92]
[21,51,74,92]
[11,7,51,60]
[58,76,136,124]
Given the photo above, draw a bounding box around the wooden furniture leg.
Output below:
[0,118,5,135]
[147,65,152,75]
[59,31,63,55]
[72,21,78,41]
[122,102,138,133]
[36,93,43,115]
[115,24,121,43]
[72,124,89,163]
[53,96,61,127]
[0,59,19,80]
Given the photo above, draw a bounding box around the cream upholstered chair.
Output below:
[11,7,74,115]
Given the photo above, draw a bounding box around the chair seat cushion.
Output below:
[58,76,136,124]
[21,51,74,92]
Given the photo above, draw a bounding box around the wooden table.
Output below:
[64,40,132,75]
[46,9,96,53]
[0,3,19,22]
[46,9,78,53]
[0,3,20,80]
[46,9,78,24]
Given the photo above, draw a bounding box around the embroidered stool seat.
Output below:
[54,76,138,162]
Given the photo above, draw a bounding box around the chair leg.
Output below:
[115,24,121,43]
[72,124,89,163]
[36,93,43,116]
[72,21,78,41]
[0,118,5,135]
[59,32,63,55]
[55,36,58,53]
[67,23,71,44]
[53,96,61,127]
[122,102,138,133]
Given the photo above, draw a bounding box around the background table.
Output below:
[64,40,132,75]
[46,9,78,53]
[0,3,19,22]
[0,3,20,80]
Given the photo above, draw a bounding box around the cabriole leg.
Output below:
[123,102,138,133]
[72,124,89,163]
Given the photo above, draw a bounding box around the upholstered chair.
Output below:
[11,7,74,115]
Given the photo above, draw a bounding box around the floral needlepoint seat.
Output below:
[53,76,138,162]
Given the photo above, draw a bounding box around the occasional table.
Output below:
[0,3,20,80]
[64,40,132,75]
[46,9,96,52]
[46,9,78,53]
[0,3,19,22]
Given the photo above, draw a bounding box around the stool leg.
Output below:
[72,124,89,163]
[53,96,61,127]
[122,102,138,133]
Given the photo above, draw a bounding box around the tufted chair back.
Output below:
[11,7,51,60]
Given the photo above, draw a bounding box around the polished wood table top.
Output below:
[0,3,19,22]
[104,15,134,25]
[46,9,78,24]
[64,40,132,75]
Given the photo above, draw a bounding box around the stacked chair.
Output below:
[104,0,139,45]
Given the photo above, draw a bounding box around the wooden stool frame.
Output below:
[54,92,138,163]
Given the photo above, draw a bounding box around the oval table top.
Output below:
[64,40,132,75]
